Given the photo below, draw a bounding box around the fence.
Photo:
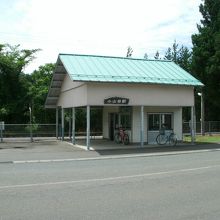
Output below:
[0,122,220,142]
[0,123,102,142]
[183,121,220,135]
[0,124,57,142]
[2,124,56,137]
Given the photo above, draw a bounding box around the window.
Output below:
[163,114,172,130]
[119,106,132,129]
[148,113,172,131]
[148,114,160,131]
[120,114,131,129]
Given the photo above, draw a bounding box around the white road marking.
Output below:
[1,164,220,190]
[12,148,220,164]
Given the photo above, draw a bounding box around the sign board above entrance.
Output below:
[104,97,129,105]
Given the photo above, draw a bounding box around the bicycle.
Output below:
[114,127,129,145]
[156,128,177,146]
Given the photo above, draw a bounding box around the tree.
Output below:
[126,46,133,57]
[164,47,172,61]
[154,51,160,59]
[0,44,40,123]
[144,53,148,59]
[177,46,192,72]
[28,63,55,123]
[172,41,178,63]
[164,41,179,62]
[191,0,220,120]
[164,41,193,121]
[164,41,192,72]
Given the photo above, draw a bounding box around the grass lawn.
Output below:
[184,134,220,144]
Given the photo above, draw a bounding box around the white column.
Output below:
[61,108,64,141]
[56,107,59,139]
[72,107,75,145]
[86,105,90,150]
[191,106,195,144]
[140,105,144,147]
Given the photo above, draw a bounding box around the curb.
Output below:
[0,161,13,164]
[0,148,218,164]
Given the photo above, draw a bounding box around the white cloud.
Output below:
[0,0,202,72]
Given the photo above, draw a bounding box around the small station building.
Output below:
[45,54,203,149]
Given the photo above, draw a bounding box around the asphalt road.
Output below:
[1,150,220,220]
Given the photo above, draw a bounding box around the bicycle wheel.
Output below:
[169,134,177,146]
[123,134,129,145]
[156,134,167,145]
[114,133,121,144]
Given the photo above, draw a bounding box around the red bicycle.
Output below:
[114,127,129,145]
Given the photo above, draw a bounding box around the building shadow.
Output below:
[94,142,220,156]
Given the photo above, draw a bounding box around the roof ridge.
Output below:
[59,53,172,62]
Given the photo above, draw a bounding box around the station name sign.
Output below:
[104,97,129,105]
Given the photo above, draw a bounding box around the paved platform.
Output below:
[0,138,220,163]
[73,138,146,150]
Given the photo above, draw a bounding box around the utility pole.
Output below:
[29,107,33,142]
[198,92,205,136]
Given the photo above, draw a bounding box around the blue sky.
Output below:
[0,0,202,73]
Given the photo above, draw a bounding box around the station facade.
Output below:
[45,54,203,149]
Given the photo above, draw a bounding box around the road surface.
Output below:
[1,150,220,219]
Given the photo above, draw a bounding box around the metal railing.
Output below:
[0,124,57,142]
[0,124,102,142]
[0,122,219,143]
[1,124,56,137]
[183,121,220,135]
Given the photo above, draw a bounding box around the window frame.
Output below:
[148,113,173,131]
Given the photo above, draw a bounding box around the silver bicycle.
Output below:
[156,128,177,146]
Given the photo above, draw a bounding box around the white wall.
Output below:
[145,107,183,144]
[132,107,183,144]
[60,75,84,92]
[87,83,194,107]
[56,79,185,144]
[57,75,87,108]
[173,108,183,140]
[132,106,147,143]
[57,80,194,108]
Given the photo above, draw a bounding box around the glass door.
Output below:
[109,113,118,140]
[108,107,132,141]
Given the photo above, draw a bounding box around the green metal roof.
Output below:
[58,54,203,86]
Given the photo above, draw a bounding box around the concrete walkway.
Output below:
[0,138,220,163]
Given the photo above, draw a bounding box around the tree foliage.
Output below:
[28,63,55,123]
[154,51,160,60]
[191,0,220,120]
[0,44,40,123]
[126,46,133,57]
[144,53,148,59]
[164,41,192,72]
[1,0,220,127]
[0,43,55,123]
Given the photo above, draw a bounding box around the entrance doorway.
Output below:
[109,107,132,141]
[109,113,118,140]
